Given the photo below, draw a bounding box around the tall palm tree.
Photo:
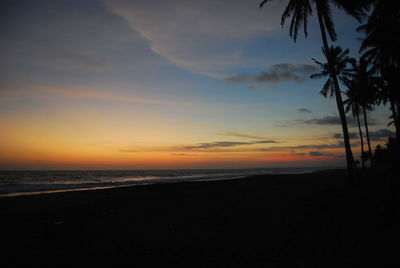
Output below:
[310,46,357,176]
[343,58,379,171]
[259,0,370,181]
[344,80,366,170]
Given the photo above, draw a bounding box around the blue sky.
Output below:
[0,0,394,169]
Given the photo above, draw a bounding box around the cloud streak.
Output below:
[302,115,377,127]
[119,141,345,155]
[0,86,179,105]
[260,143,345,151]
[226,63,318,83]
[298,108,312,113]
[216,131,272,140]
[333,128,395,141]
[183,140,283,150]
[333,132,359,139]
[308,151,333,156]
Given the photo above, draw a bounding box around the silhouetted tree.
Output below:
[310,46,357,180]
[343,58,379,171]
[373,137,396,168]
[359,0,400,144]
[259,0,370,182]
[344,79,365,170]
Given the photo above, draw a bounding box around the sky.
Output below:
[0,0,395,170]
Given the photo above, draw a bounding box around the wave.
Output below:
[0,167,331,197]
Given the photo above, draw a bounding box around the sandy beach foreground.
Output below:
[1,169,398,267]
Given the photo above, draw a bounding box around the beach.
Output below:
[1,169,398,267]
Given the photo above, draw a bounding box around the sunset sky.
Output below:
[0,0,394,170]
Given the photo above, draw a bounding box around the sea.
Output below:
[0,167,329,197]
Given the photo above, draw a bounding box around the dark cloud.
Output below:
[333,132,359,139]
[119,141,347,154]
[309,151,333,156]
[184,142,247,149]
[302,115,378,127]
[298,108,312,113]
[291,143,343,150]
[226,63,318,84]
[254,140,282,144]
[182,141,344,153]
[303,115,377,127]
[332,128,394,141]
[184,140,282,150]
[369,129,395,140]
[258,142,345,152]
[278,115,378,128]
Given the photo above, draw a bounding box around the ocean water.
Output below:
[0,167,326,197]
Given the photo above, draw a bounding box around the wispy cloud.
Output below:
[183,140,283,150]
[0,86,180,105]
[48,87,177,105]
[119,141,345,155]
[216,131,272,140]
[298,108,312,113]
[104,0,285,77]
[226,63,318,83]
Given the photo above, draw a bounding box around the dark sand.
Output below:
[1,170,399,267]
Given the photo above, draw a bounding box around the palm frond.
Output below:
[320,78,334,98]
[332,0,372,22]
[311,57,324,67]
[316,0,337,41]
[259,0,273,8]
[281,1,295,26]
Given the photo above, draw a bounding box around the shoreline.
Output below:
[0,168,341,198]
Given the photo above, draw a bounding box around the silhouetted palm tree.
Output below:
[259,0,370,181]
[344,80,366,170]
[359,0,400,144]
[309,46,357,180]
[343,58,379,171]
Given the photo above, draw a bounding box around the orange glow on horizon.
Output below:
[0,109,348,170]
[0,145,344,170]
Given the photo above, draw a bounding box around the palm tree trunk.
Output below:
[334,79,356,182]
[363,105,374,172]
[356,112,365,170]
[390,99,400,145]
[316,5,355,185]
